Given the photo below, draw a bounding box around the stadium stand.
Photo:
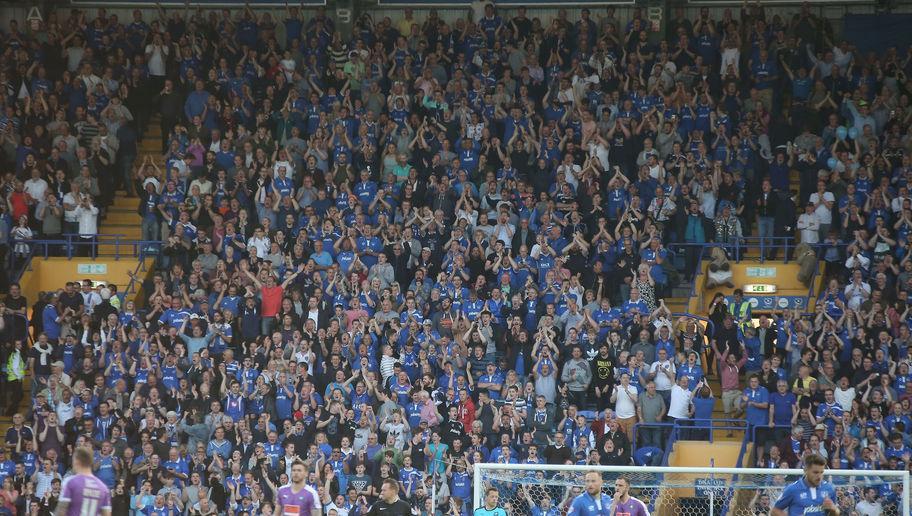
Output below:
[0,1,908,514]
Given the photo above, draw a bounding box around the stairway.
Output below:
[0,376,32,440]
[665,280,743,442]
[0,121,166,436]
[95,115,165,255]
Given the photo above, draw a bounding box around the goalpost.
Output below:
[474,463,911,516]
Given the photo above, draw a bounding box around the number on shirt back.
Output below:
[80,497,99,515]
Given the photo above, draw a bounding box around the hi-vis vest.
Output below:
[729,300,752,331]
[6,351,24,381]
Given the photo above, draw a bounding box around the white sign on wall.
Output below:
[77,264,108,275]
[745,267,777,278]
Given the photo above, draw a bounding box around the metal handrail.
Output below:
[738,236,798,264]
[8,241,37,283]
[650,418,750,467]
[10,236,162,261]
[123,244,161,301]
[720,420,760,516]
[631,421,675,455]
[662,424,678,466]
[748,424,792,455]
[667,240,828,319]
[672,418,749,443]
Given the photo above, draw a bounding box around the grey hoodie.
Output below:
[561,358,592,392]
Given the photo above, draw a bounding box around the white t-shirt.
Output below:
[280,59,296,82]
[247,236,270,257]
[62,192,79,222]
[834,386,856,412]
[844,282,871,311]
[24,178,48,202]
[557,163,582,189]
[797,212,820,243]
[74,204,99,235]
[649,360,676,391]
[56,399,75,425]
[808,191,835,224]
[145,44,168,76]
[855,500,884,516]
[668,384,693,419]
[614,384,638,419]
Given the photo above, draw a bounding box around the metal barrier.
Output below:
[717,423,793,515]
[631,422,675,458]
[8,235,162,330]
[748,424,793,458]
[630,418,749,467]
[9,234,164,263]
[669,239,826,316]
[123,248,159,301]
[674,418,749,443]
[670,237,816,264]
[7,234,162,277]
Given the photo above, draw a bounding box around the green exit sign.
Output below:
[743,284,777,294]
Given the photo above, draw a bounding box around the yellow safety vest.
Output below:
[6,351,24,381]
[729,300,753,332]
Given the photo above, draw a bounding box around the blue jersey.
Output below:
[774,478,837,516]
[567,492,612,515]
[474,508,508,516]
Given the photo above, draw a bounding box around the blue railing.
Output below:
[666,239,828,318]
[631,418,750,467]
[8,235,162,308]
[718,424,792,515]
[669,237,812,265]
[675,418,749,443]
[123,246,159,300]
[720,427,755,515]
[8,241,37,283]
[748,424,791,453]
[631,422,675,460]
[630,418,750,514]
[9,234,162,264]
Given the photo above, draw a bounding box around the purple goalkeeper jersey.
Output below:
[59,473,112,516]
[276,484,317,515]
[613,497,650,516]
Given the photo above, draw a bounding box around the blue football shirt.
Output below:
[773,477,837,516]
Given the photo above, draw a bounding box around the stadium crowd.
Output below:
[0,1,909,515]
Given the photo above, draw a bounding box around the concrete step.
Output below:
[104,210,141,222]
[99,225,141,234]
[107,205,138,215]
[670,287,692,298]
[111,196,139,209]
[97,226,143,239]
[0,376,32,437]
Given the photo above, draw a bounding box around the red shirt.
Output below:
[9,191,27,220]
[261,285,283,317]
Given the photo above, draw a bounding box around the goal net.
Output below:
[473,464,910,516]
